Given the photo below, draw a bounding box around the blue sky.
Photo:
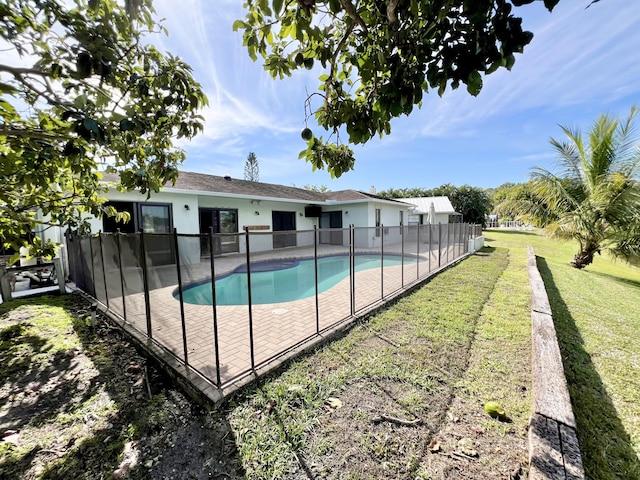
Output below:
[152,0,640,192]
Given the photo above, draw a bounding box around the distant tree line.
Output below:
[379,184,492,226]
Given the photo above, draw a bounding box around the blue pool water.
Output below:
[176,254,405,306]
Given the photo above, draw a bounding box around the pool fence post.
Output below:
[349,224,355,316]
[401,224,405,288]
[87,234,97,297]
[98,233,110,310]
[438,223,442,268]
[314,225,320,335]
[416,224,420,279]
[465,223,469,253]
[245,227,255,370]
[452,223,456,259]
[208,227,222,388]
[116,229,127,323]
[173,228,189,366]
[428,224,432,273]
[446,223,450,265]
[380,225,384,299]
[453,223,457,259]
[139,229,153,339]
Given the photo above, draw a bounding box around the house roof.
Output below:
[101,170,409,206]
[397,196,457,214]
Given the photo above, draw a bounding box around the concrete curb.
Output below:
[527,246,584,479]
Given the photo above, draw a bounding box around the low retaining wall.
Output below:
[527,246,584,479]
[468,235,485,253]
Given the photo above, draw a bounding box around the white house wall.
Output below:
[350,202,407,249]
[79,189,409,258]
[197,196,319,254]
[323,203,367,247]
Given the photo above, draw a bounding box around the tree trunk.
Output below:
[571,243,599,269]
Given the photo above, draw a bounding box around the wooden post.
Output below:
[0,265,13,302]
[54,257,66,294]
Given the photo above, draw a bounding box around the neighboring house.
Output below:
[64,171,413,262]
[397,196,461,225]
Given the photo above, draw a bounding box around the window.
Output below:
[399,211,403,235]
[102,202,173,233]
[375,208,381,237]
[140,204,172,233]
[199,208,239,255]
[272,211,297,248]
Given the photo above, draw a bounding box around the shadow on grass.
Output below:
[536,257,640,480]
[484,229,539,236]
[589,270,640,290]
[0,294,245,480]
[474,246,496,256]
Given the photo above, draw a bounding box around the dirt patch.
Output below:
[425,396,528,479]
[286,378,449,479]
[0,293,244,480]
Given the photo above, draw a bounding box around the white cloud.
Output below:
[415,1,640,138]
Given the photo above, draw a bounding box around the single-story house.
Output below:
[43,171,414,263]
[397,196,461,225]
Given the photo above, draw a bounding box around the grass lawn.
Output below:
[486,229,640,480]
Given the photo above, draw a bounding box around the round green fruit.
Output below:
[484,401,505,418]
[301,127,313,141]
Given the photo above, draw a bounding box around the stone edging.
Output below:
[527,246,584,479]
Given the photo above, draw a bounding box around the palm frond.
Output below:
[525,107,640,267]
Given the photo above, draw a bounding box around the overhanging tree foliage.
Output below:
[0,0,207,261]
[236,0,560,178]
[498,108,640,268]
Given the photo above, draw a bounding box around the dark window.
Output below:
[140,204,172,233]
[375,208,381,237]
[319,211,343,245]
[199,208,239,255]
[102,202,172,233]
[272,211,297,248]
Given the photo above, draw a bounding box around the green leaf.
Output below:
[232,19,246,31]
[119,119,136,131]
[505,54,516,71]
[543,0,561,11]
[0,82,18,95]
[73,94,88,109]
[466,71,482,96]
[272,0,283,16]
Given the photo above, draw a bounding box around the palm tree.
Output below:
[502,107,640,268]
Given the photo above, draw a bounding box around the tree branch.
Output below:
[328,23,354,83]
[0,126,71,141]
[0,64,51,78]
[339,0,367,32]
[387,0,399,25]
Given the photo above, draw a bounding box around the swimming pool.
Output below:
[176,254,405,306]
